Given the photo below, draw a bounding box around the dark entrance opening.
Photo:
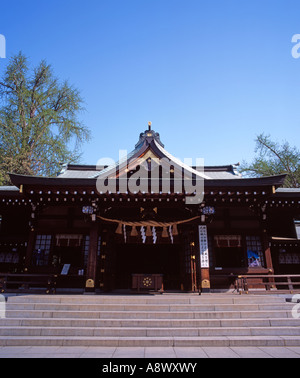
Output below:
[115,243,181,290]
[52,246,83,268]
[50,246,85,289]
[214,247,245,268]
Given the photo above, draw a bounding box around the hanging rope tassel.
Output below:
[161,226,168,238]
[131,226,138,236]
[115,222,123,234]
[172,224,178,236]
[146,225,152,237]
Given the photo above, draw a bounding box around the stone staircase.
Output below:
[0,293,299,347]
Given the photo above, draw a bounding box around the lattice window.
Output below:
[279,251,300,265]
[215,235,242,248]
[246,236,265,268]
[33,235,52,266]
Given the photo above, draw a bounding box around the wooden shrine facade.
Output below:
[0,127,299,293]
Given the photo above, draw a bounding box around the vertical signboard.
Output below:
[198,225,209,268]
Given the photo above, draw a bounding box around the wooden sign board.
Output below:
[199,225,209,268]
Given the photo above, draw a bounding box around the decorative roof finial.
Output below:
[148,121,152,131]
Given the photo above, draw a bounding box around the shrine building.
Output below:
[0,125,300,293]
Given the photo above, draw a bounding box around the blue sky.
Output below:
[1,0,300,167]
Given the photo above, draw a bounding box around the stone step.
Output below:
[0,317,299,328]
[5,302,295,312]
[4,309,294,320]
[0,326,299,337]
[1,294,298,347]
[0,335,300,347]
[6,294,288,305]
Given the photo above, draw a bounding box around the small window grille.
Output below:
[246,236,265,268]
[33,235,52,266]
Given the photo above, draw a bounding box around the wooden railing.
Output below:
[236,274,300,294]
[0,273,57,294]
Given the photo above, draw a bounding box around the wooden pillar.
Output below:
[200,268,211,292]
[260,204,274,273]
[263,235,273,272]
[24,229,36,271]
[85,223,98,292]
[262,231,275,289]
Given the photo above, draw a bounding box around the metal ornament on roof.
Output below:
[82,206,94,214]
[202,206,215,215]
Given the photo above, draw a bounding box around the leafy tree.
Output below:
[0,52,90,185]
[240,133,300,188]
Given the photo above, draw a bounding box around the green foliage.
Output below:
[240,133,300,188]
[0,52,90,185]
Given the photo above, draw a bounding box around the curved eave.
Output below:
[204,174,287,188]
[9,173,97,188]
[9,172,287,190]
[0,186,22,197]
[274,188,300,198]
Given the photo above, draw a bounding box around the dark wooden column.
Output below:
[263,234,274,273]
[24,228,36,271]
[262,231,275,289]
[85,223,99,292]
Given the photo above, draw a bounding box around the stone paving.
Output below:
[0,345,300,358]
